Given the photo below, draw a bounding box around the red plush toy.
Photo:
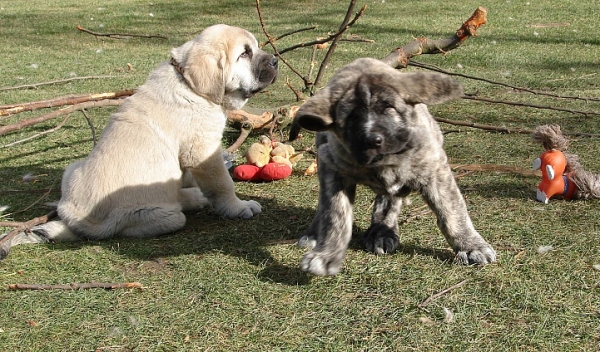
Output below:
[233,135,301,182]
[233,163,292,181]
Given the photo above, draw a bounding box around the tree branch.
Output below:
[0,99,125,136]
[381,6,488,68]
[409,61,600,103]
[312,1,367,93]
[76,25,167,40]
[0,76,115,92]
[0,90,134,117]
[418,279,469,308]
[462,95,600,117]
[8,282,143,290]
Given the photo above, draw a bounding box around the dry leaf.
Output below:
[304,160,318,176]
[418,317,435,326]
[443,307,454,323]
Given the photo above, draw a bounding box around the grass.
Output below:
[1,0,599,350]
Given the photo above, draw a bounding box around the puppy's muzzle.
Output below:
[365,133,384,149]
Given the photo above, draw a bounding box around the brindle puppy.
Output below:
[289,58,496,276]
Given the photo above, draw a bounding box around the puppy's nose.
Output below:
[366,134,383,149]
[269,55,278,68]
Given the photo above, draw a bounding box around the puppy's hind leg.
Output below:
[115,205,187,239]
[0,220,80,260]
[363,194,404,255]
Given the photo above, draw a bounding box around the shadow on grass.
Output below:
[1,164,494,286]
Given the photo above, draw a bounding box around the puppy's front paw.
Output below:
[363,224,399,255]
[217,200,262,219]
[455,241,497,265]
[300,250,344,276]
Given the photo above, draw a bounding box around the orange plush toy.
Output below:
[532,148,576,204]
[532,124,600,203]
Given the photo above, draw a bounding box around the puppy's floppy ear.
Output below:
[172,42,229,104]
[289,87,335,141]
[388,71,464,106]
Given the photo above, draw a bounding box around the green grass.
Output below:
[1,0,599,350]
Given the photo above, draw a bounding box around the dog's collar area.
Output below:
[170,57,185,76]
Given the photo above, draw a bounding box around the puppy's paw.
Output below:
[300,250,343,276]
[218,200,262,219]
[298,235,317,249]
[454,242,497,265]
[363,224,399,255]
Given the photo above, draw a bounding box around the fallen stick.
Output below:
[418,279,469,308]
[0,90,134,117]
[8,282,143,290]
[0,76,116,92]
[76,25,167,40]
[381,7,488,68]
[0,99,125,136]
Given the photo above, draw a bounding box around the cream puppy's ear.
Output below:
[171,41,229,105]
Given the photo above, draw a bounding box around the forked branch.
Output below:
[381,6,488,68]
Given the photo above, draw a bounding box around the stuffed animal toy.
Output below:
[233,136,303,182]
[532,124,600,203]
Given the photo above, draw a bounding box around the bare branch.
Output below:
[0,90,133,117]
[418,279,469,308]
[312,1,366,92]
[225,122,254,153]
[409,61,600,103]
[0,76,115,92]
[381,6,488,68]
[8,282,143,290]
[76,25,167,40]
[256,0,308,86]
[0,99,125,136]
[2,114,71,148]
[260,26,317,48]
[462,95,600,117]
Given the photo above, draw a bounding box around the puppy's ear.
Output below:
[289,89,335,141]
[172,43,228,104]
[390,72,464,105]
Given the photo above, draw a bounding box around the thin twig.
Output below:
[225,122,253,153]
[0,99,125,137]
[256,0,308,86]
[418,279,469,308]
[313,1,366,92]
[8,282,143,290]
[0,90,133,117]
[0,76,115,92]
[2,114,71,148]
[76,25,167,40]
[462,95,600,117]
[435,116,600,138]
[409,61,600,103]
[260,26,317,48]
[80,109,97,146]
[285,77,303,101]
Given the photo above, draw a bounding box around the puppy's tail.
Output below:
[0,220,79,261]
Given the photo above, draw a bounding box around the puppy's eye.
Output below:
[239,46,253,60]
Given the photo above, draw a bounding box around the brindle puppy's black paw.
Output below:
[362,224,399,255]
